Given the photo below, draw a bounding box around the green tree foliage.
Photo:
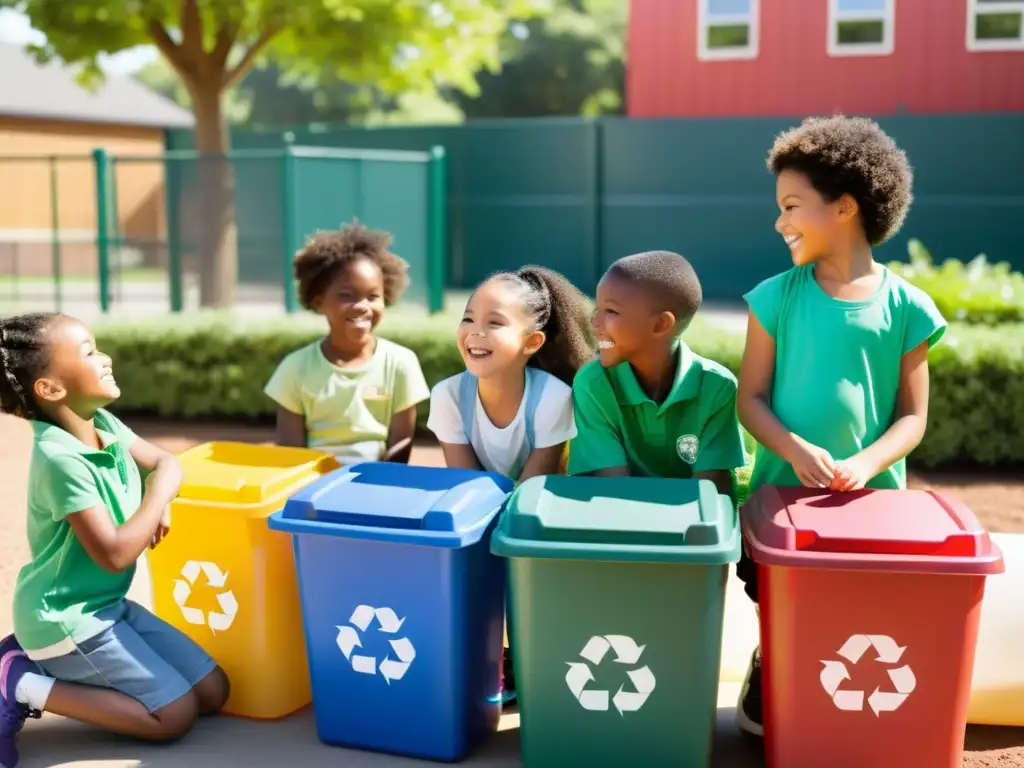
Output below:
[452,0,627,119]
[1,0,543,306]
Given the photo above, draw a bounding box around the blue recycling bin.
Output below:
[267,462,513,762]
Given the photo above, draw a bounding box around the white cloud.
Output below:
[0,7,158,74]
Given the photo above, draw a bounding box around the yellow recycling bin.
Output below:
[148,441,339,719]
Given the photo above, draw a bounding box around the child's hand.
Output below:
[150,507,171,549]
[788,437,836,488]
[830,455,877,492]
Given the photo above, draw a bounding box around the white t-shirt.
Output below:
[426,368,576,480]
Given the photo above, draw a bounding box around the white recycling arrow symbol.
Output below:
[335,605,416,684]
[565,635,656,715]
[820,634,916,716]
[172,560,238,633]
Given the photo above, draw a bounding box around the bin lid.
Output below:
[268,463,514,548]
[742,486,1004,575]
[175,442,339,509]
[489,475,740,564]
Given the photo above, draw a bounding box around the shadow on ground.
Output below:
[17,704,767,768]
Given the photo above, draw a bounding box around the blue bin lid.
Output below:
[490,475,740,564]
[267,462,514,548]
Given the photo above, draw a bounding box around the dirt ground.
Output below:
[2,414,1023,766]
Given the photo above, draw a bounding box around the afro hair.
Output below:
[293,221,409,310]
[767,115,913,246]
[606,250,703,331]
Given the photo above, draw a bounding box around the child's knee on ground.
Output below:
[193,666,230,716]
[148,689,201,742]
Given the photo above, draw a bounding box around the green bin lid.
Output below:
[490,475,740,564]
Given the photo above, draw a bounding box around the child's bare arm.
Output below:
[738,309,834,488]
[833,340,930,491]
[69,439,183,573]
[275,406,307,448]
[382,405,417,464]
[519,444,566,482]
[438,441,483,471]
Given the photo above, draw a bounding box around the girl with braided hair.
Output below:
[425,267,594,705]
[0,313,229,768]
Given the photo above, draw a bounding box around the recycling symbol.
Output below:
[335,605,416,684]
[173,561,238,633]
[565,635,656,715]
[820,634,917,716]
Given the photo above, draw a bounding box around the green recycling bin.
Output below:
[491,475,740,767]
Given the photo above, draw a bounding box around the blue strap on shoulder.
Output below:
[458,368,545,453]
[457,372,479,444]
[523,367,544,454]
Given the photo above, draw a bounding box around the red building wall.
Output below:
[627,0,1024,117]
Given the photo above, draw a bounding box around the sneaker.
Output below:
[499,647,517,705]
[1,635,41,768]
[736,646,763,737]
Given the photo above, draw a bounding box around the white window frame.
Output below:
[828,0,896,56]
[697,0,760,62]
[967,0,1024,51]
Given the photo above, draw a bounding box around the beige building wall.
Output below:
[0,117,170,277]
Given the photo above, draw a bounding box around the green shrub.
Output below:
[94,311,1024,468]
[887,239,1024,326]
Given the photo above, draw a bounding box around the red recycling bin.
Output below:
[743,486,1004,768]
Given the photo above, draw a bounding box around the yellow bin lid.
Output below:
[175,442,339,508]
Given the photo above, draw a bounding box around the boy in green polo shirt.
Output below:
[568,251,746,497]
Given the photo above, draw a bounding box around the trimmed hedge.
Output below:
[94,311,1024,468]
[887,239,1024,326]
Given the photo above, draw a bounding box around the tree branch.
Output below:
[211,23,239,70]
[180,0,204,59]
[147,19,190,78]
[222,23,283,90]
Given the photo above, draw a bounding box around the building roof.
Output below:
[0,43,194,129]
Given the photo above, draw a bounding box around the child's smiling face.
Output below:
[775,168,857,266]
[592,273,673,368]
[457,277,543,379]
[314,257,385,347]
[34,317,120,414]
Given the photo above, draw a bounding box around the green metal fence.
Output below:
[0,154,98,315]
[158,145,447,314]
[167,113,1024,300]
[1,146,446,317]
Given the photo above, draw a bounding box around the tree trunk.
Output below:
[191,83,238,308]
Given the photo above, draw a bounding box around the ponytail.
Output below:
[494,266,594,386]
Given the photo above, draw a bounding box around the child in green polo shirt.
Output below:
[265,221,430,465]
[733,116,946,737]
[568,250,747,497]
[0,312,230,768]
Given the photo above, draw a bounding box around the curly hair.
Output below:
[0,312,60,419]
[607,250,703,333]
[489,266,595,387]
[293,221,410,310]
[767,115,913,246]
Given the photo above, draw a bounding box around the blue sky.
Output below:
[0,7,158,74]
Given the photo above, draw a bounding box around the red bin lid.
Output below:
[742,486,1004,575]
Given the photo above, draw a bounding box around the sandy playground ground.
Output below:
[1,414,1022,767]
